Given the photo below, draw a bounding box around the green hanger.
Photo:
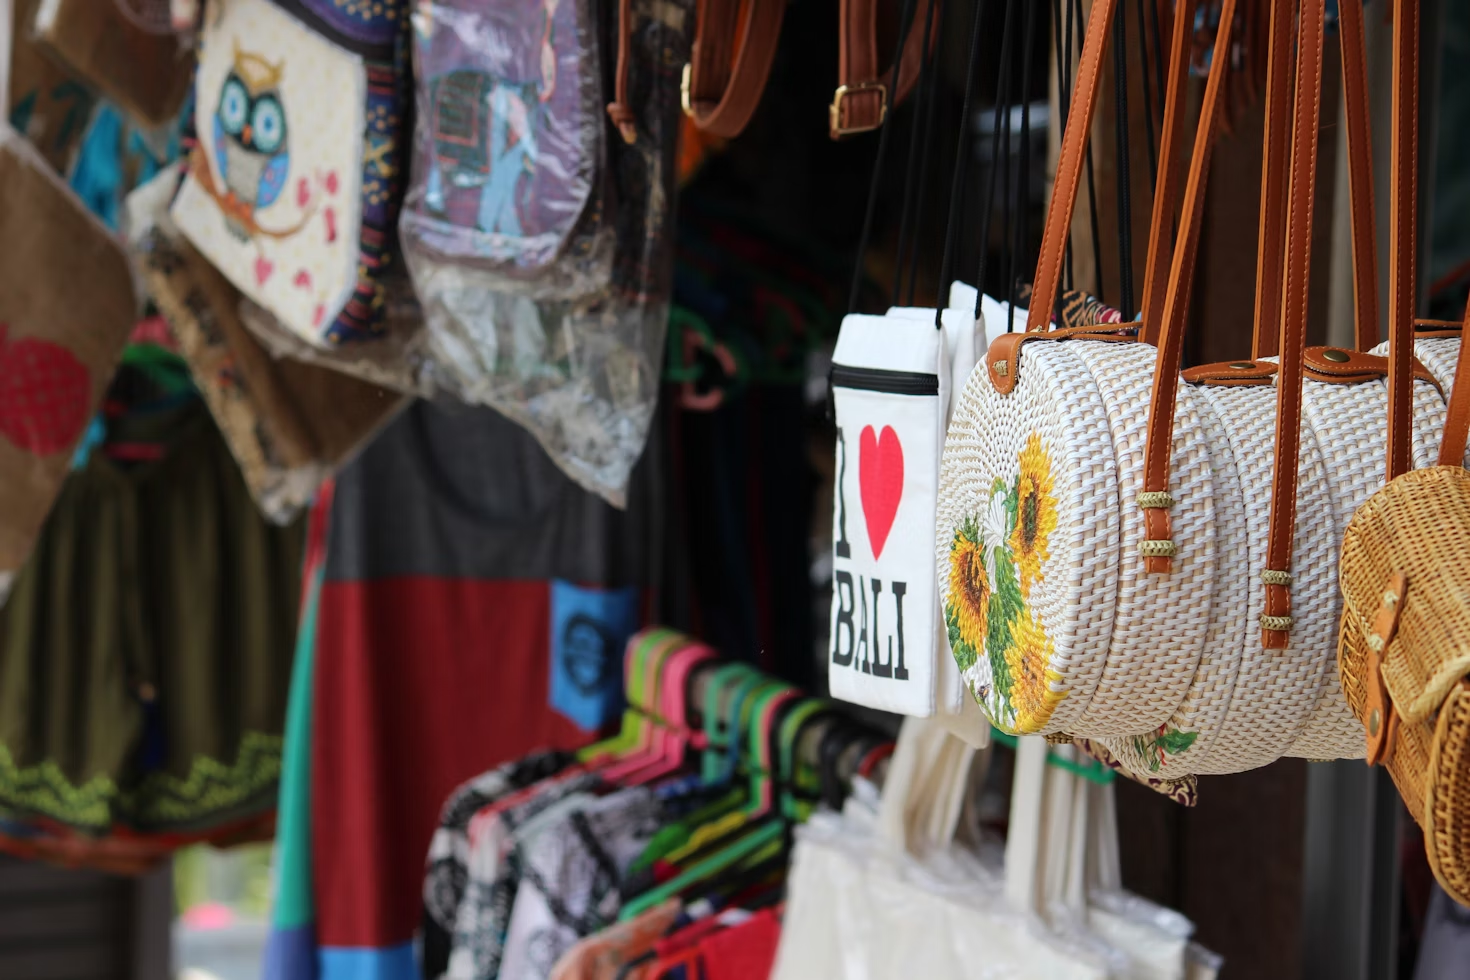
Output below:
[577,629,681,762]
[700,664,762,784]
[618,819,786,922]
[988,731,1115,786]
[776,700,835,822]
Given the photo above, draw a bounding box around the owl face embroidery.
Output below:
[213,43,291,241]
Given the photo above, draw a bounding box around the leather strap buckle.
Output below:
[829,81,888,137]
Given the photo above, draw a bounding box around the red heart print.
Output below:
[858,424,904,560]
[312,304,326,327]
[324,207,337,243]
[254,256,274,286]
[293,270,312,289]
[325,170,340,195]
[296,177,311,208]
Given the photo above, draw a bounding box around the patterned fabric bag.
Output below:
[171,0,409,347]
[0,121,136,604]
[132,169,405,524]
[400,0,613,298]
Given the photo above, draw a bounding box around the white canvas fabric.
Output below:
[172,0,365,347]
[828,312,950,716]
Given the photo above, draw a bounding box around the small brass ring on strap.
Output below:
[1260,614,1294,632]
[1137,492,1174,509]
[1140,539,1178,558]
[1260,569,1293,586]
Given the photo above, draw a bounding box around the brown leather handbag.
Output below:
[1336,0,1470,906]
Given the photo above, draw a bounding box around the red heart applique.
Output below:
[254,256,274,286]
[858,424,904,560]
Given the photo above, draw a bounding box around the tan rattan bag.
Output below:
[1337,0,1470,905]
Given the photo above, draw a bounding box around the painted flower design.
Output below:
[944,430,1066,733]
[1010,432,1058,598]
[1003,611,1066,732]
[947,519,990,669]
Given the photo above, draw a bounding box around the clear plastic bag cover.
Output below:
[401,0,614,298]
[402,0,688,505]
[237,277,436,398]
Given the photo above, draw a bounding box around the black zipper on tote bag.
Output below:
[830,364,939,397]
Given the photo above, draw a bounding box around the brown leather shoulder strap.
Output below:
[1261,0,1326,649]
[831,0,934,137]
[1338,0,1381,351]
[683,0,787,138]
[1138,0,1240,573]
[1437,294,1470,466]
[1025,0,1118,333]
[1250,0,1296,359]
[1386,0,1419,481]
[1138,0,1200,346]
[608,0,787,141]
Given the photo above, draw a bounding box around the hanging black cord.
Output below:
[1008,0,1040,324]
[1052,0,1075,294]
[903,0,945,307]
[998,23,1015,318]
[934,0,991,326]
[975,0,1019,307]
[1112,0,1135,318]
[1134,0,1159,185]
[846,0,923,314]
[890,0,945,309]
[1147,0,1167,132]
[1073,0,1104,302]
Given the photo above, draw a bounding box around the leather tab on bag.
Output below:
[1183,359,1278,386]
[1413,318,1463,337]
[1363,573,1408,766]
[984,325,1135,394]
[1302,346,1441,393]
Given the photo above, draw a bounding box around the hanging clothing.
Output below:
[263,398,664,980]
[0,400,302,857]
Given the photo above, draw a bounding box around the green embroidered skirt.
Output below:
[0,402,303,837]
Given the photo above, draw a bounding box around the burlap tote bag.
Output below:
[0,121,136,604]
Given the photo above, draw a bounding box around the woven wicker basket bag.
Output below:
[1339,0,1470,902]
[1099,0,1348,777]
[936,0,1229,739]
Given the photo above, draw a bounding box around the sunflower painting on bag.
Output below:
[945,432,1066,733]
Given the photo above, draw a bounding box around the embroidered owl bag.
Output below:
[172,0,409,347]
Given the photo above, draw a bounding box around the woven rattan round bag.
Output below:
[1337,0,1470,904]
[936,0,1232,739]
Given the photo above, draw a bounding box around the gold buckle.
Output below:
[681,63,695,118]
[829,81,888,136]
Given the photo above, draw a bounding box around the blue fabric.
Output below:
[318,943,417,980]
[548,580,639,732]
[262,924,318,980]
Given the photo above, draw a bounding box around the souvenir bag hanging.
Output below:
[30,0,194,127]
[0,121,136,604]
[936,0,1228,742]
[826,0,967,718]
[403,0,692,505]
[1337,0,1470,905]
[939,0,1350,776]
[399,0,614,299]
[5,0,99,173]
[129,170,406,524]
[1102,0,1353,774]
[171,0,409,348]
